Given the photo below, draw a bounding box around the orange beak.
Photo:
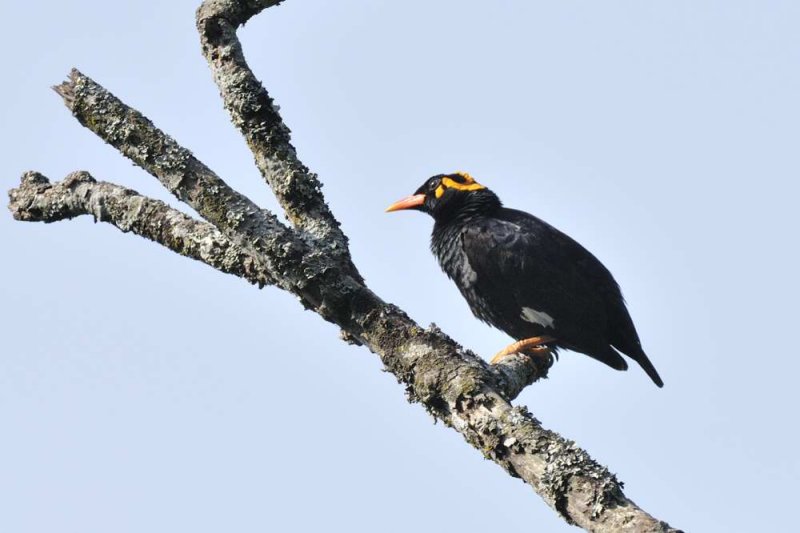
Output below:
[385,194,426,212]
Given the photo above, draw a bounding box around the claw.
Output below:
[491,335,555,365]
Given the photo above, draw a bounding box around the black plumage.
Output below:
[387,172,663,387]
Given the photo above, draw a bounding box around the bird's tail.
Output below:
[628,347,664,388]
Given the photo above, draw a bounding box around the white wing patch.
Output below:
[460,254,478,286]
[520,307,555,329]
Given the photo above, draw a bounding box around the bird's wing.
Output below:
[461,211,636,371]
[460,213,608,337]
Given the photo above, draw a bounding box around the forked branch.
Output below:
[6,1,680,531]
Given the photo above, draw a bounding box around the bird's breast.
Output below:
[431,225,502,325]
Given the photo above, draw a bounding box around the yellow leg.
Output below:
[490,336,556,365]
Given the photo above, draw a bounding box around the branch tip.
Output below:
[52,68,81,108]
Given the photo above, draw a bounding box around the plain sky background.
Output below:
[1,1,799,531]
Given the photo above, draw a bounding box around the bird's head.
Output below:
[386,171,500,221]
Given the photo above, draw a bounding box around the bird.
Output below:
[386,171,663,387]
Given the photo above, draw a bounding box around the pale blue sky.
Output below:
[2,1,799,531]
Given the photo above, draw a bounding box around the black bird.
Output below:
[386,171,663,387]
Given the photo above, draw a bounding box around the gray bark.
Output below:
[7,1,681,531]
[8,171,269,287]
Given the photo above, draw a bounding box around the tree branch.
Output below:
[196,0,356,272]
[53,69,291,253]
[8,170,271,287]
[6,1,682,531]
[52,70,341,310]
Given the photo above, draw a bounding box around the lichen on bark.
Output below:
[6,2,681,532]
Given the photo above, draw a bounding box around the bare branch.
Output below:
[348,315,678,532]
[8,171,272,287]
[5,1,682,530]
[53,69,291,252]
[52,69,344,308]
[195,0,355,268]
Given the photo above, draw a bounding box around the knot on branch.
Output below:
[20,171,50,186]
[63,171,96,188]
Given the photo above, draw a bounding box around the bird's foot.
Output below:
[490,336,556,365]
